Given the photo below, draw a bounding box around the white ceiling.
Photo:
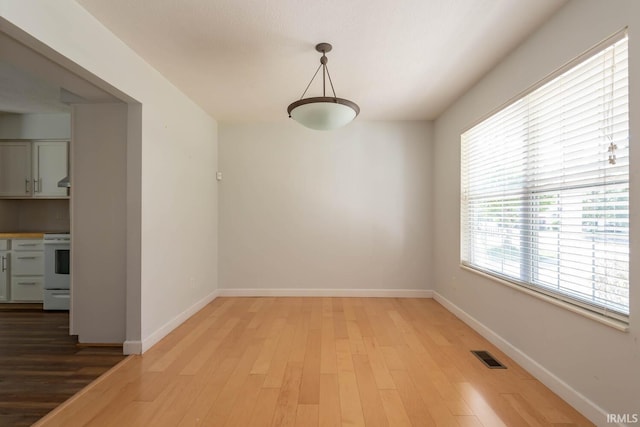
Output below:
[0,31,121,115]
[75,0,566,121]
[0,60,70,114]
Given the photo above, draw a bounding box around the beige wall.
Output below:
[219,121,432,294]
[432,0,640,423]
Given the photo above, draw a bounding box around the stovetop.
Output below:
[43,232,71,241]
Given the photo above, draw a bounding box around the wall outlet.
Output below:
[216,171,223,181]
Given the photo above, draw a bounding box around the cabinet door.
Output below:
[0,251,8,301]
[33,141,68,198]
[0,142,32,197]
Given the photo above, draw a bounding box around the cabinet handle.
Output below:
[18,282,37,285]
[17,256,37,260]
[1,256,5,272]
[18,243,38,247]
[25,178,30,193]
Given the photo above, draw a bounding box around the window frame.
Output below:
[459,29,630,330]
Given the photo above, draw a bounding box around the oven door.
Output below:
[44,243,70,290]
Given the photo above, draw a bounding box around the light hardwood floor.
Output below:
[35,297,594,426]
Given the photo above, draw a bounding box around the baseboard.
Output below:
[216,288,433,298]
[433,291,611,427]
[123,340,142,355]
[140,289,220,354]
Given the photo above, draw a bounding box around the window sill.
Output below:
[459,264,629,333]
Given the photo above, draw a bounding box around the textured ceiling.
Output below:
[75,0,566,121]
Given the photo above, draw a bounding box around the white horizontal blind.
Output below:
[461,34,629,321]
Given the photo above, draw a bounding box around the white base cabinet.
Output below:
[11,251,44,275]
[2,238,45,302]
[0,240,8,301]
[11,277,44,301]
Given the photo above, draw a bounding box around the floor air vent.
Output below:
[471,350,506,369]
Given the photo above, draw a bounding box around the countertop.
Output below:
[0,232,46,239]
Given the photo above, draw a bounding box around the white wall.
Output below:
[0,113,70,140]
[219,121,432,295]
[71,103,126,343]
[139,96,218,351]
[433,0,640,423]
[0,0,219,353]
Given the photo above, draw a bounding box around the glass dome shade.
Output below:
[287,97,359,131]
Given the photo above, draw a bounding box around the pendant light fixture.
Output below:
[287,43,360,131]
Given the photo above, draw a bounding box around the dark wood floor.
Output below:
[0,304,126,427]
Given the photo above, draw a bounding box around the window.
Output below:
[461,32,629,323]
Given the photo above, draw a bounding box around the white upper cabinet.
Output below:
[33,141,68,198]
[0,142,32,197]
[0,140,68,199]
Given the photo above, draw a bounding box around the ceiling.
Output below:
[0,31,121,115]
[0,60,70,114]
[75,0,566,122]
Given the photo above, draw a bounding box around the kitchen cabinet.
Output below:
[10,238,44,302]
[12,239,44,251]
[0,140,68,198]
[33,141,68,198]
[12,251,44,275]
[0,240,8,301]
[0,142,31,197]
[11,276,44,301]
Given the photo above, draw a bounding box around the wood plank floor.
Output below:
[0,305,126,427]
[36,298,594,426]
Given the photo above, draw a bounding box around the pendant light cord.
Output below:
[299,51,338,100]
[324,65,337,99]
[299,64,322,100]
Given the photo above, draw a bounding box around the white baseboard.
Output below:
[216,288,433,298]
[139,289,220,354]
[123,340,142,355]
[433,291,611,427]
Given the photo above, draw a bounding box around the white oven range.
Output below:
[43,233,70,310]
